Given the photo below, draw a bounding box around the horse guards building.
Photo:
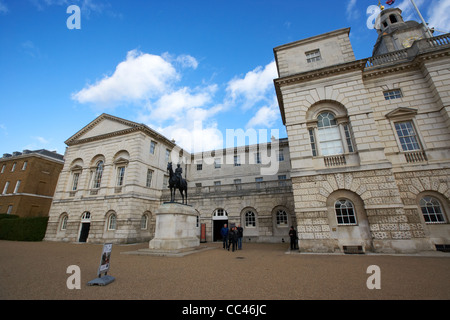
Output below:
[44,8,450,253]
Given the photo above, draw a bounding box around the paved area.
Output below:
[0,240,449,300]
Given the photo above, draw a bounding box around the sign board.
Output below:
[88,243,115,286]
[98,243,112,276]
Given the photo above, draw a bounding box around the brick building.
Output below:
[0,149,64,217]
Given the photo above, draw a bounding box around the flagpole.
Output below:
[410,0,433,38]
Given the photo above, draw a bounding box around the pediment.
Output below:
[65,113,141,145]
[385,107,418,119]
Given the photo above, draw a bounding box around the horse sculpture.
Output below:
[167,162,188,205]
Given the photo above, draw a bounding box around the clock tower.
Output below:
[372,7,433,56]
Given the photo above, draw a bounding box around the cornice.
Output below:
[274,59,367,88]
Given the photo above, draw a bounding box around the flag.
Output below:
[386,0,395,5]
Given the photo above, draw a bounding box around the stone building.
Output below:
[44,113,294,243]
[45,8,449,253]
[273,8,450,253]
[0,149,64,217]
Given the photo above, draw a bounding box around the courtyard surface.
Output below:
[0,240,449,301]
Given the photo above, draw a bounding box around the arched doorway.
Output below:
[78,211,91,242]
[212,209,228,242]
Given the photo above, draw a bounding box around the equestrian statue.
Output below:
[167,162,188,205]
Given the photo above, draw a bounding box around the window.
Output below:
[214,158,221,169]
[116,166,125,186]
[81,211,91,221]
[22,161,28,170]
[214,209,227,217]
[278,175,287,187]
[394,121,421,151]
[7,205,13,214]
[255,177,263,189]
[384,89,403,100]
[13,180,20,193]
[234,179,242,190]
[11,162,16,172]
[146,169,153,188]
[234,155,241,166]
[278,149,285,162]
[196,162,203,171]
[420,196,446,224]
[1,164,5,173]
[317,112,343,156]
[60,215,68,230]
[255,152,261,164]
[72,172,80,191]
[245,210,256,227]
[2,181,9,194]
[306,49,321,63]
[150,141,156,154]
[309,129,317,157]
[141,214,148,229]
[107,213,117,230]
[165,149,171,162]
[343,124,354,153]
[276,210,288,226]
[93,161,104,189]
[335,199,357,225]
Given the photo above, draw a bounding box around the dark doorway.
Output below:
[213,220,228,242]
[79,222,90,242]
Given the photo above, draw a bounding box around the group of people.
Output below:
[220,224,243,252]
[220,223,299,251]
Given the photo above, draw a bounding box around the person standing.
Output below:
[289,226,297,250]
[236,224,243,250]
[221,224,229,250]
[230,227,238,252]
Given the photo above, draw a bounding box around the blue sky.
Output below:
[1,0,449,155]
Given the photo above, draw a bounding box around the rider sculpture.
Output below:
[167,162,188,204]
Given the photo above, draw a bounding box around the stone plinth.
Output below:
[148,202,199,251]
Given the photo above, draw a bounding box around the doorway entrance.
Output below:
[212,209,228,242]
[78,211,91,242]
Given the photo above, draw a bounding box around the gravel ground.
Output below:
[0,240,449,300]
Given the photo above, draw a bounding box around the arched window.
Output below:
[141,214,148,230]
[276,209,288,226]
[245,210,256,228]
[93,161,104,189]
[420,196,446,224]
[81,211,91,221]
[335,199,357,225]
[317,112,344,156]
[107,213,117,230]
[214,209,228,218]
[60,214,68,231]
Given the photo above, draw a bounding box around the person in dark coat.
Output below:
[236,224,243,250]
[221,224,229,249]
[289,226,298,250]
[229,227,238,252]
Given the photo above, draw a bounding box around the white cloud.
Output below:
[72,49,178,107]
[176,54,199,69]
[226,60,277,110]
[245,96,279,129]
[149,85,217,122]
[427,0,450,32]
[346,0,359,20]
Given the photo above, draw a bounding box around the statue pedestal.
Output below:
[148,202,199,251]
